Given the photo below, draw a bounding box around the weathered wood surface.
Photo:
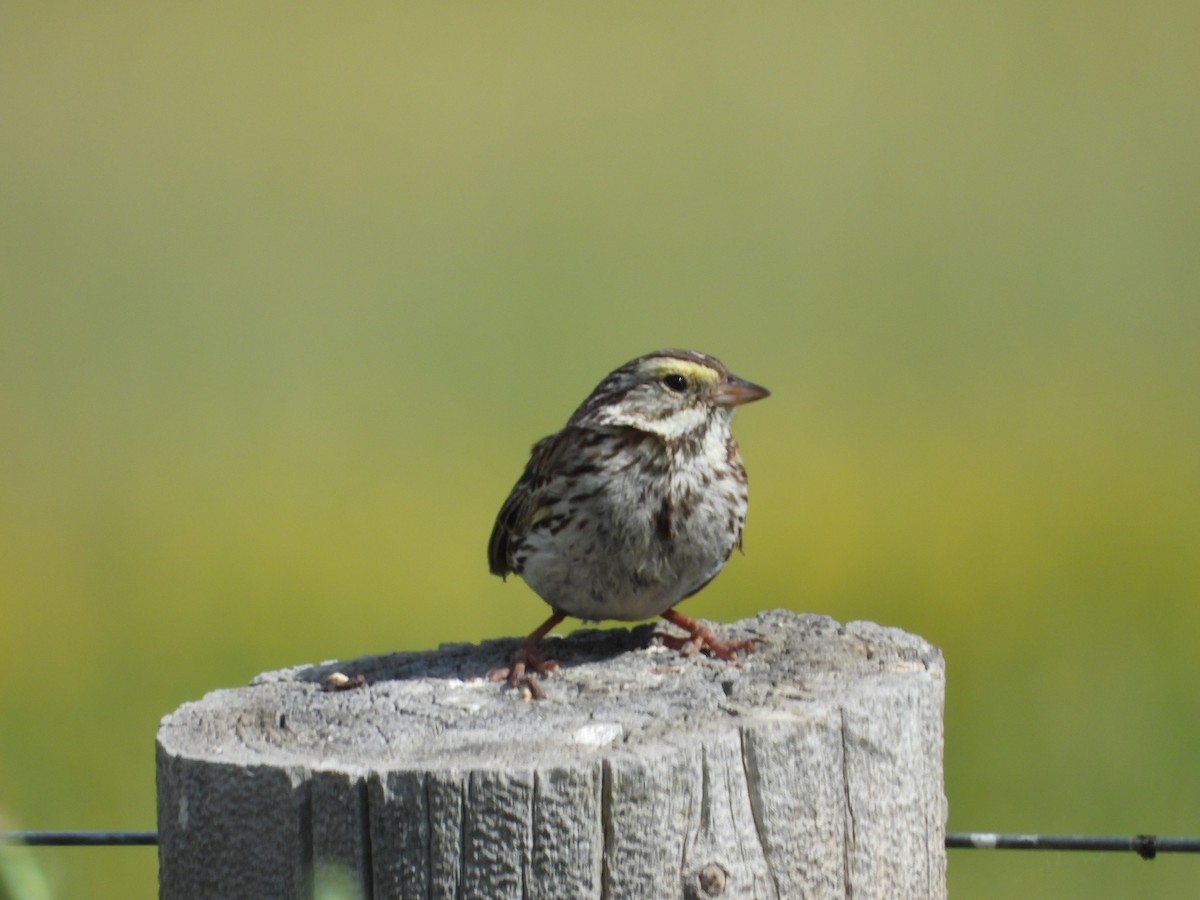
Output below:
[156,610,946,899]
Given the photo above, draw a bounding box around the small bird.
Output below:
[488,349,769,696]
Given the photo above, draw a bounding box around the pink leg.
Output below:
[487,609,566,699]
[658,608,757,660]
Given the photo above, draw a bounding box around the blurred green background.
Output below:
[2,3,1198,897]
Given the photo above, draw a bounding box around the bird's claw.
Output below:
[657,609,758,660]
[657,631,757,660]
[487,610,566,700]
[487,648,559,700]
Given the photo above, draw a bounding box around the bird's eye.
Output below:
[663,373,688,393]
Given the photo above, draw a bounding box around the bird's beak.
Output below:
[712,374,770,407]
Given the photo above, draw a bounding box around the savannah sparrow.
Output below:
[488,349,769,696]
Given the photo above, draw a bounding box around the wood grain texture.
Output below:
[157,610,946,899]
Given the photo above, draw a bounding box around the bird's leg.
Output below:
[657,608,757,660]
[487,609,566,699]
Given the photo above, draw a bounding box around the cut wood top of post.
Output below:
[157,610,943,772]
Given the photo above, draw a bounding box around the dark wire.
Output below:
[5,830,1200,859]
[1,831,158,846]
[945,832,1200,860]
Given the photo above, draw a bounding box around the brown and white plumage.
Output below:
[487,349,769,695]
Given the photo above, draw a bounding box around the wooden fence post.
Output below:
[157,610,946,898]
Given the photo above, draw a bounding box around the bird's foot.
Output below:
[657,608,758,660]
[486,610,566,700]
[486,649,559,700]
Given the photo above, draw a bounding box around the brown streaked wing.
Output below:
[487,429,577,577]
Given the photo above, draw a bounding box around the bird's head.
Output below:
[570,349,769,440]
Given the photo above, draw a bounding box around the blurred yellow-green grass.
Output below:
[2,4,1199,897]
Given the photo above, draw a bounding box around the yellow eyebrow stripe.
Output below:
[642,359,720,385]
